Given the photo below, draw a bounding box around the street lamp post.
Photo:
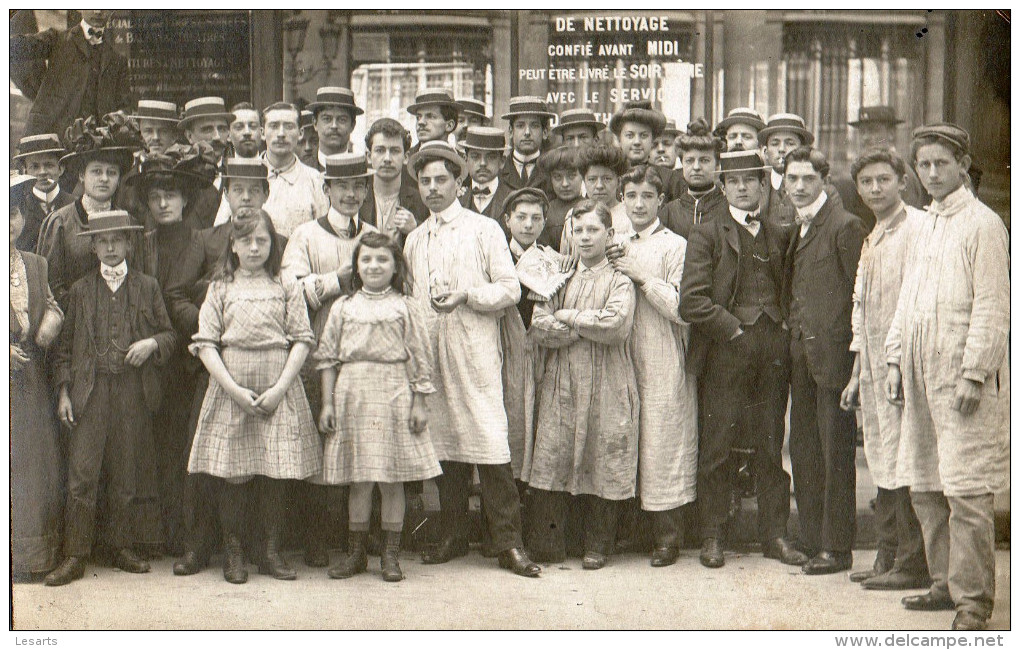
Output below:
[282,12,343,104]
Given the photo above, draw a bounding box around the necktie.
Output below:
[521,163,532,185]
[472,186,491,197]
[794,211,814,226]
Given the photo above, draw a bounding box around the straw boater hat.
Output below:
[757,113,815,146]
[323,153,374,180]
[13,133,66,162]
[849,105,904,127]
[406,140,467,181]
[131,99,180,124]
[714,107,767,135]
[220,158,270,181]
[551,108,607,137]
[126,142,219,195]
[501,96,557,121]
[911,122,970,154]
[406,88,460,115]
[306,86,364,117]
[714,149,771,178]
[177,97,233,130]
[59,112,143,175]
[76,209,144,237]
[459,126,507,152]
[609,100,667,138]
[457,98,489,122]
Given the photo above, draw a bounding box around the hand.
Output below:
[229,384,262,417]
[558,251,578,274]
[885,364,904,406]
[10,344,30,372]
[951,378,983,415]
[840,377,860,411]
[393,208,417,234]
[124,338,158,367]
[409,398,428,435]
[610,254,647,286]
[605,241,628,261]
[318,404,335,435]
[431,290,468,313]
[313,276,325,298]
[303,277,321,306]
[57,387,75,427]
[253,384,288,416]
[553,309,576,326]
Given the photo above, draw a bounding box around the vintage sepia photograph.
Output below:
[6,6,1011,638]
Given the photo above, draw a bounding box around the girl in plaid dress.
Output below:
[188,208,322,585]
[316,232,441,582]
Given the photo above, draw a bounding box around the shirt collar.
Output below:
[796,191,828,221]
[100,260,128,277]
[263,152,299,182]
[771,169,783,191]
[473,178,499,194]
[33,185,59,204]
[326,207,359,236]
[81,19,103,43]
[429,202,462,230]
[578,257,610,274]
[930,185,972,216]
[632,218,661,240]
[509,238,531,258]
[729,205,761,227]
[81,194,112,214]
[513,151,541,165]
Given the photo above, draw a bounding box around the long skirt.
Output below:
[322,361,441,484]
[188,347,322,480]
[11,355,63,573]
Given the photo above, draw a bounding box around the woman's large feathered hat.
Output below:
[127,142,220,194]
[59,112,144,175]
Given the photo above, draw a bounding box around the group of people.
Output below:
[9,51,1008,631]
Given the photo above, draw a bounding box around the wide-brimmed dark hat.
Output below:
[460,126,506,152]
[661,120,681,138]
[306,86,364,116]
[714,150,770,176]
[849,105,904,127]
[13,133,66,161]
[323,153,374,180]
[178,97,233,130]
[76,209,144,237]
[609,101,667,138]
[59,112,143,174]
[715,107,767,135]
[758,113,815,146]
[406,88,460,115]
[131,99,180,124]
[220,158,270,180]
[911,122,970,155]
[126,142,219,194]
[551,108,607,137]
[501,96,557,121]
[458,98,489,121]
[406,140,467,181]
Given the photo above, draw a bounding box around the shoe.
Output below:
[951,611,988,631]
[303,542,330,568]
[44,556,86,586]
[850,568,880,583]
[222,534,248,584]
[499,547,541,577]
[258,534,296,580]
[113,548,151,574]
[902,592,955,611]
[581,552,607,570]
[802,551,853,575]
[328,530,368,579]
[862,569,933,591]
[699,538,724,568]
[420,536,468,565]
[763,537,809,566]
[173,550,208,576]
[850,551,895,582]
[650,545,679,567]
[381,531,404,582]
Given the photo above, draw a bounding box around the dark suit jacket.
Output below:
[783,196,865,388]
[659,185,730,240]
[52,270,178,415]
[16,190,74,253]
[679,215,795,377]
[499,154,553,197]
[460,179,512,219]
[762,181,798,229]
[655,166,688,203]
[11,25,131,136]
[358,175,429,245]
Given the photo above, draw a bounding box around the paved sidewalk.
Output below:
[12,549,1010,630]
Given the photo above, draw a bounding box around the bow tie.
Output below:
[86,26,104,42]
[472,186,491,197]
[794,212,815,226]
[745,213,761,224]
[101,267,125,282]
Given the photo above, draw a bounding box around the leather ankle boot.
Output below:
[328,530,368,579]
[381,531,404,582]
[259,531,296,580]
[222,535,248,584]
